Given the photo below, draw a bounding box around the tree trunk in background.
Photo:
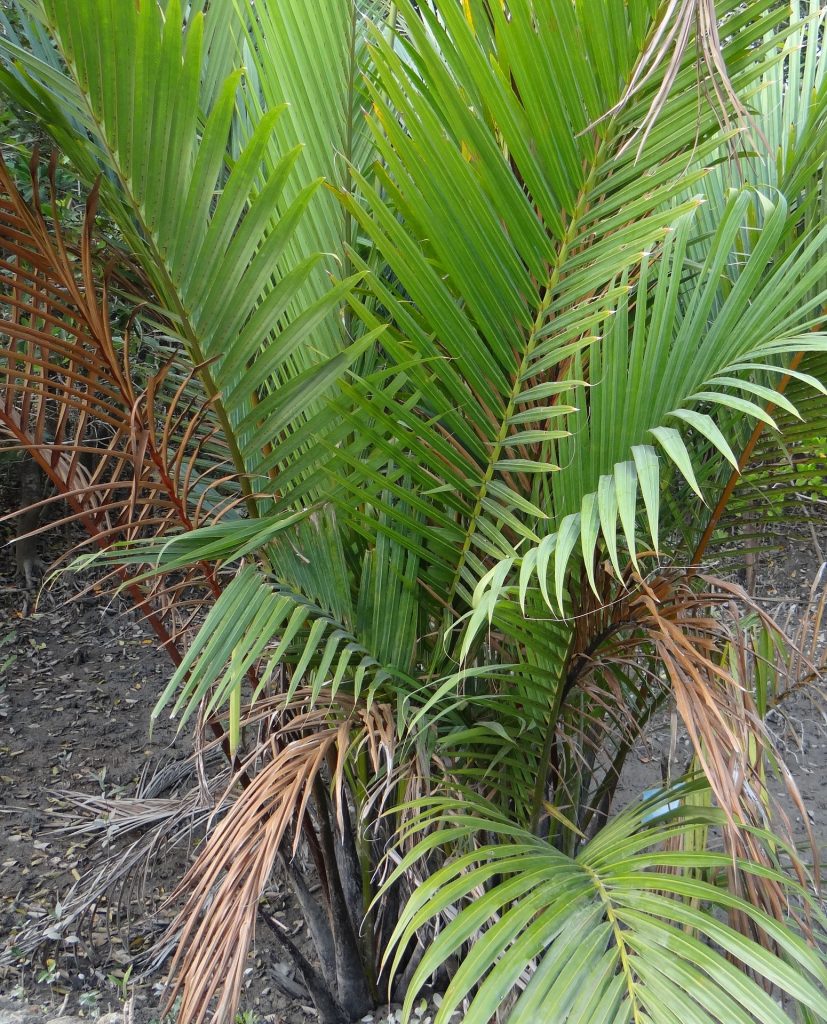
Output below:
[15,452,43,587]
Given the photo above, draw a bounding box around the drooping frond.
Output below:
[3,752,229,965]
[163,695,395,1024]
[0,153,234,645]
[466,195,827,623]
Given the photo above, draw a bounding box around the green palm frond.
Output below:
[469,196,827,624]
[334,0,825,621]
[0,0,368,504]
[383,785,827,1024]
[125,508,420,746]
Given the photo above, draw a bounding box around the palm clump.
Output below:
[2,1,827,1022]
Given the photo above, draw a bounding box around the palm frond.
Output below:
[382,785,827,1024]
[0,0,366,501]
[471,196,827,622]
[164,694,394,1024]
[0,154,241,643]
[335,0,824,623]
[2,755,228,967]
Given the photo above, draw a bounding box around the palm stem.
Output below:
[260,906,349,1024]
[356,748,377,995]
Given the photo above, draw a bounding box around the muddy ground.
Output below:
[1,504,826,1023]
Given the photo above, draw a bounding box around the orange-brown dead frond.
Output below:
[626,573,778,817]
[0,153,237,647]
[569,563,818,940]
[162,693,394,1024]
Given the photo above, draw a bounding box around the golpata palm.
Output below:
[2,1,827,1023]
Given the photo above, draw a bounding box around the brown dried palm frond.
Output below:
[0,153,238,651]
[563,564,765,807]
[161,693,394,1024]
[0,750,230,967]
[564,561,819,939]
[594,0,762,157]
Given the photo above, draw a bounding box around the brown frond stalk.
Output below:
[0,153,234,646]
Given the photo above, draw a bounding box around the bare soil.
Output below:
[0,521,335,1022]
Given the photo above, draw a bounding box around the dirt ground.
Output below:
[1,503,826,1023]
[0,520,334,1023]
[0,588,184,1019]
